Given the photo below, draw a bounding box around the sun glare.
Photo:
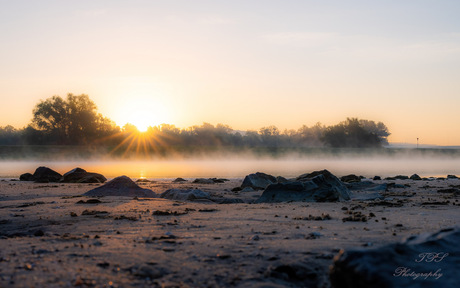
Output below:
[130,112,154,132]
[114,97,172,132]
[108,78,175,132]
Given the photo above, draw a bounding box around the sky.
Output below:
[1,0,460,145]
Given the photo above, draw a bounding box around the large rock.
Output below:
[160,189,210,201]
[256,170,351,203]
[20,167,62,183]
[33,166,62,182]
[83,176,156,198]
[62,167,107,183]
[241,172,277,190]
[330,227,460,288]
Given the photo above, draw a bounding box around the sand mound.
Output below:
[83,176,157,198]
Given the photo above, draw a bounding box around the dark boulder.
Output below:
[373,176,382,180]
[31,167,62,183]
[83,176,156,198]
[212,178,230,183]
[160,189,210,201]
[394,175,409,180]
[241,172,277,190]
[409,174,422,181]
[173,178,187,183]
[447,175,458,179]
[19,173,34,181]
[192,178,229,184]
[256,170,351,203]
[62,168,107,183]
[330,227,460,288]
[296,170,349,192]
[193,178,216,184]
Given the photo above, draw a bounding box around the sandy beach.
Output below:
[0,175,458,287]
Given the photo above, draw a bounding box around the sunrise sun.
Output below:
[129,112,156,132]
[113,96,172,132]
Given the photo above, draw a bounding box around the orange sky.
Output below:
[1,1,460,145]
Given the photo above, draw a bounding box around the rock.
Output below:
[212,178,230,183]
[63,167,86,175]
[340,174,362,183]
[447,175,458,179]
[250,235,260,241]
[83,176,157,198]
[19,173,34,181]
[62,168,107,183]
[193,178,216,184]
[394,175,409,180]
[32,167,62,183]
[330,227,459,288]
[192,178,229,184]
[373,176,382,180]
[241,172,277,190]
[296,170,349,193]
[172,178,187,183]
[409,174,422,180]
[256,170,351,203]
[160,189,210,201]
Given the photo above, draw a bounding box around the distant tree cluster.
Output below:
[323,118,390,148]
[1,94,390,151]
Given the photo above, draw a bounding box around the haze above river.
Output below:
[1,154,459,179]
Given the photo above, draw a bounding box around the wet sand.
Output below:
[0,177,458,287]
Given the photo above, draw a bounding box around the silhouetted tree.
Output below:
[322,118,386,148]
[294,122,325,147]
[29,94,119,145]
[359,119,390,145]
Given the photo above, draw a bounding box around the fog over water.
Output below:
[1,153,459,179]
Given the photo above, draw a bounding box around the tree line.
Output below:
[0,94,390,150]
